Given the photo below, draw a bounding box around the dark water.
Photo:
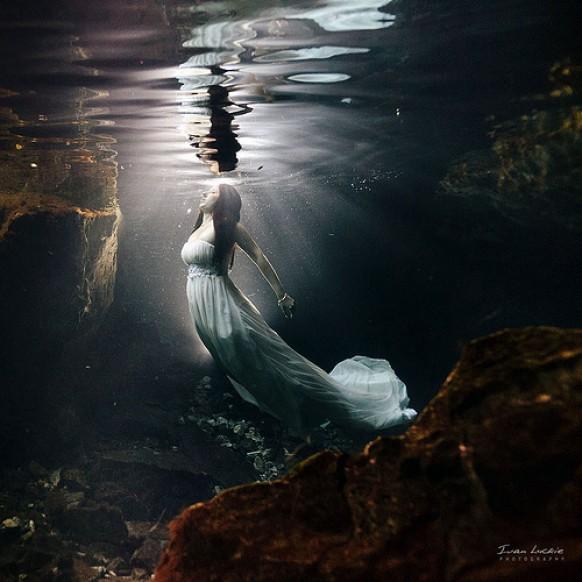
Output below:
[1,0,581,466]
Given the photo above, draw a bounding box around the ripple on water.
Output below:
[176,1,391,174]
[286,73,351,84]
[254,46,369,63]
[286,0,396,32]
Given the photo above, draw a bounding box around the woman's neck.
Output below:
[201,212,213,225]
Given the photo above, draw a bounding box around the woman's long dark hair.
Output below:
[191,184,242,269]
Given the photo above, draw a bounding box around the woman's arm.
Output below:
[234,223,295,317]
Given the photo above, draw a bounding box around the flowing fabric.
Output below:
[181,239,417,436]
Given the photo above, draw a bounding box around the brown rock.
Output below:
[154,327,582,582]
[58,503,128,544]
[92,451,217,520]
[60,468,90,491]
[107,556,131,576]
[131,537,166,570]
[54,556,104,582]
[46,489,85,514]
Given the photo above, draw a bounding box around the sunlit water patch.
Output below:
[287,73,351,83]
[254,46,369,63]
[287,0,395,31]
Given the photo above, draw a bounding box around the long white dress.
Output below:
[181,239,417,437]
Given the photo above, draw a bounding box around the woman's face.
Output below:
[199,187,219,213]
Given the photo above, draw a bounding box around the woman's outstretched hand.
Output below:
[278,293,296,319]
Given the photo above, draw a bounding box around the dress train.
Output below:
[181,239,417,436]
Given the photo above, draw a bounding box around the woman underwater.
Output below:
[181,183,417,438]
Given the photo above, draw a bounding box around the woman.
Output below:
[181,183,417,438]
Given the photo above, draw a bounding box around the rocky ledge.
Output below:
[154,326,582,582]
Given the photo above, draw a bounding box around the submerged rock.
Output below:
[57,503,128,545]
[440,57,582,239]
[440,107,582,231]
[183,376,359,485]
[155,326,582,581]
[131,537,166,571]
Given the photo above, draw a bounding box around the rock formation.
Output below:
[439,58,582,237]
[154,326,582,581]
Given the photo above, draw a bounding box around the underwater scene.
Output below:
[1,0,581,580]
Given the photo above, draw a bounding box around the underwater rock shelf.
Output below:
[155,326,582,582]
[0,370,355,581]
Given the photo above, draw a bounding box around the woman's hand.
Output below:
[277,293,296,319]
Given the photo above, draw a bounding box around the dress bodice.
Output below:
[181,239,225,277]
